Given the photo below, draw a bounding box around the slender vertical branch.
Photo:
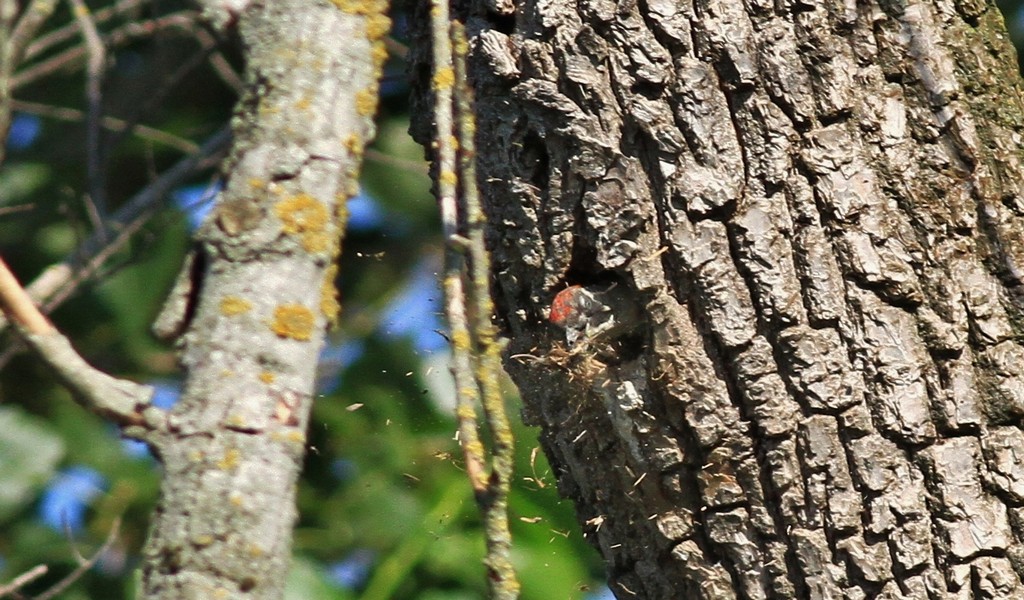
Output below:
[431,0,489,495]
[68,0,108,223]
[431,5,519,598]
[452,20,518,598]
[0,0,60,166]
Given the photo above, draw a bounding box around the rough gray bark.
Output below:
[414,0,1024,598]
[138,1,385,598]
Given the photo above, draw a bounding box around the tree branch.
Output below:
[7,0,61,68]
[11,12,195,90]
[0,0,60,166]
[67,0,109,222]
[0,258,52,334]
[452,20,518,598]
[431,5,519,598]
[0,125,230,346]
[24,0,151,61]
[431,0,489,497]
[12,99,200,154]
[0,258,162,436]
[33,518,123,600]
[0,564,47,599]
[21,330,158,431]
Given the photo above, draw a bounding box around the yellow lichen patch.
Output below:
[454,32,469,56]
[226,413,249,429]
[295,94,312,111]
[229,492,244,507]
[433,66,455,90]
[248,177,266,190]
[451,329,471,351]
[355,88,378,117]
[336,194,352,217]
[333,199,350,250]
[193,534,214,547]
[270,304,315,340]
[213,588,230,599]
[258,371,276,384]
[321,264,341,328]
[366,13,391,41]
[440,170,458,186]
[217,448,241,471]
[301,231,332,254]
[248,544,265,558]
[456,402,477,421]
[272,429,307,444]
[220,296,253,316]
[330,0,366,13]
[343,132,363,154]
[331,0,387,16]
[345,178,360,198]
[274,193,331,253]
[329,236,342,261]
[275,193,327,234]
[372,41,388,70]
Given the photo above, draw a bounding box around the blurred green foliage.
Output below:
[0,2,603,598]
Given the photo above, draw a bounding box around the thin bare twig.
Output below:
[68,0,108,223]
[194,28,243,95]
[24,0,150,61]
[12,99,199,153]
[208,49,243,94]
[33,518,122,600]
[0,264,157,443]
[0,0,59,166]
[0,258,52,334]
[0,0,16,32]
[7,0,61,68]
[0,124,230,346]
[385,36,408,61]
[0,257,157,430]
[0,202,34,217]
[12,12,196,90]
[0,564,47,598]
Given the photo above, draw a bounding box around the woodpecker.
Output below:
[548,283,643,351]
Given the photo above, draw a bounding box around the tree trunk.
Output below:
[139,1,385,597]
[418,0,1024,597]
